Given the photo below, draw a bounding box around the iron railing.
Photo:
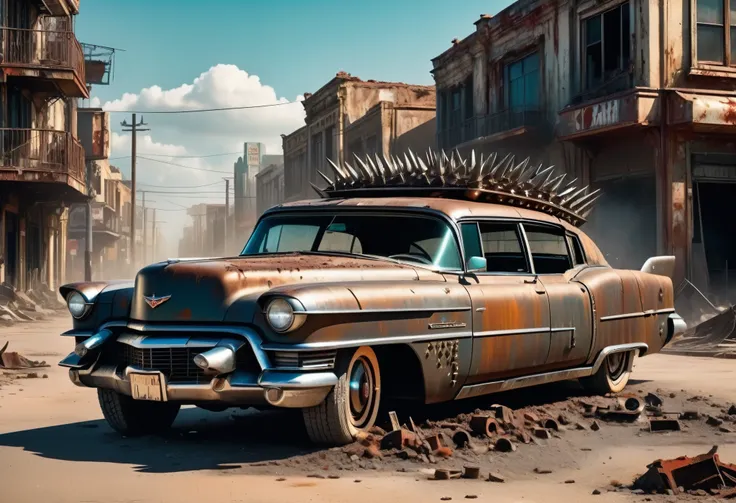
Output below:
[438,108,545,150]
[0,128,85,183]
[1,27,86,82]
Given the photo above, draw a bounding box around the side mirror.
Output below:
[466,256,487,273]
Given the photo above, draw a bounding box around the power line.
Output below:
[137,155,231,174]
[110,151,242,160]
[136,190,232,195]
[79,100,301,115]
[138,180,226,189]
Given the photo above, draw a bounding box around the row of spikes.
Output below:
[310,149,601,221]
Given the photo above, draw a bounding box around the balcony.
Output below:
[0,128,86,197]
[438,108,545,150]
[35,0,80,16]
[67,202,122,250]
[1,27,88,98]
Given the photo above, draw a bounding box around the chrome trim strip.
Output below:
[61,320,128,337]
[550,327,575,333]
[600,308,676,322]
[259,370,338,389]
[473,327,549,338]
[297,306,471,315]
[116,334,222,349]
[455,343,647,400]
[261,331,472,351]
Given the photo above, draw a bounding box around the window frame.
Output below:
[579,1,632,91]
[519,221,580,275]
[692,0,736,71]
[503,51,541,112]
[243,209,466,273]
[457,218,534,275]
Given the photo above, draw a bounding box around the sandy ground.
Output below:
[1,316,735,503]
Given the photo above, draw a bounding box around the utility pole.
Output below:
[84,160,95,281]
[151,208,157,261]
[120,114,149,272]
[141,191,147,263]
[224,177,230,253]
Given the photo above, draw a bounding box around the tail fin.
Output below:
[641,255,676,279]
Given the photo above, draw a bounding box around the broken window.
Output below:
[583,2,631,89]
[696,0,736,65]
[506,52,540,110]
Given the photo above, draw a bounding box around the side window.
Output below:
[460,223,483,261]
[523,224,573,274]
[318,230,363,254]
[566,234,586,266]
[478,222,531,273]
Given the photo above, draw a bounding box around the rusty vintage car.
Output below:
[58,150,687,445]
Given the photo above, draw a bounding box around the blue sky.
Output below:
[77,0,508,104]
[74,0,513,255]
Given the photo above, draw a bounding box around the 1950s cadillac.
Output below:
[58,150,687,445]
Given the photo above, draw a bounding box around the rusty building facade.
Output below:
[255,161,284,216]
[0,0,88,292]
[282,72,437,202]
[432,0,736,303]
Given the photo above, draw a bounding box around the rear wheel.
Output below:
[98,388,180,436]
[303,346,381,445]
[580,351,632,395]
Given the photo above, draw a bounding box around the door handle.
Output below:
[524,277,537,284]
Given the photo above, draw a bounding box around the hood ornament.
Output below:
[144,294,171,309]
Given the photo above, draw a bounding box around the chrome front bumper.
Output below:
[60,324,337,409]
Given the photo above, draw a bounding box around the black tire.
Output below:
[302,346,382,445]
[580,351,633,395]
[97,388,180,436]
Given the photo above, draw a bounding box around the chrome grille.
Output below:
[116,343,208,383]
[270,350,336,370]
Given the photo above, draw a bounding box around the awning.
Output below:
[669,92,736,131]
[557,88,660,140]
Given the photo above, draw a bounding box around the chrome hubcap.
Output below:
[348,357,375,427]
[606,352,627,379]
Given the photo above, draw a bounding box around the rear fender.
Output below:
[640,256,675,280]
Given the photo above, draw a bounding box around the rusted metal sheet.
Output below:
[557,89,660,139]
[635,450,736,495]
[669,92,736,128]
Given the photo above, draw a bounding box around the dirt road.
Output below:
[1,316,735,503]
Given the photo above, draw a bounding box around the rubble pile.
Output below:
[632,446,736,498]
[0,341,49,370]
[0,282,65,326]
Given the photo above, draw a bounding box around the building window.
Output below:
[506,52,540,110]
[583,2,631,89]
[696,0,736,65]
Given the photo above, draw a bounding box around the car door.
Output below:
[520,223,594,369]
[458,220,551,385]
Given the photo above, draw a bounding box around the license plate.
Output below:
[130,373,165,402]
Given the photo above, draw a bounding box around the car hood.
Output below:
[130,253,422,323]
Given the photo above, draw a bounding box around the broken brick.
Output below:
[590,421,601,431]
[533,428,552,439]
[462,466,480,479]
[380,429,415,450]
[434,446,453,458]
[494,438,516,452]
[707,416,724,427]
[523,412,540,424]
[487,472,505,483]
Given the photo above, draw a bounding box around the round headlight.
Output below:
[67,291,89,319]
[266,298,295,332]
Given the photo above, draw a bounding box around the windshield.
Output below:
[241,213,463,270]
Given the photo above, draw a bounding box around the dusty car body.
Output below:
[58,150,687,444]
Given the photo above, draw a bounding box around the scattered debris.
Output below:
[682,411,701,420]
[388,411,401,432]
[493,438,516,453]
[469,415,503,437]
[487,472,505,483]
[590,421,601,431]
[592,489,601,495]
[534,467,553,474]
[533,428,551,439]
[633,447,736,495]
[565,479,575,484]
[709,416,725,427]
[452,430,472,448]
[0,342,49,370]
[649,418,682,432]
[645,393,664,408]
[462,466,480,479]
[464,495,477,499]
[435,469,461,480]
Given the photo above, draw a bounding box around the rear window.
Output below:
[523,224,573,274]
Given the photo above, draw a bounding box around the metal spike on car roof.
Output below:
[313,149,601,226]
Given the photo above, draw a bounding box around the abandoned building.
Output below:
[432,0,736,303]
[0,0,88,292]
[255,161,284,216]
[282,72,437,202]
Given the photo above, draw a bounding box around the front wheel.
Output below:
[98,388,181,436]
[580,351,633,395]
[302,346,382,445]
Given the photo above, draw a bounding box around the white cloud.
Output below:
[97,64,306,258]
